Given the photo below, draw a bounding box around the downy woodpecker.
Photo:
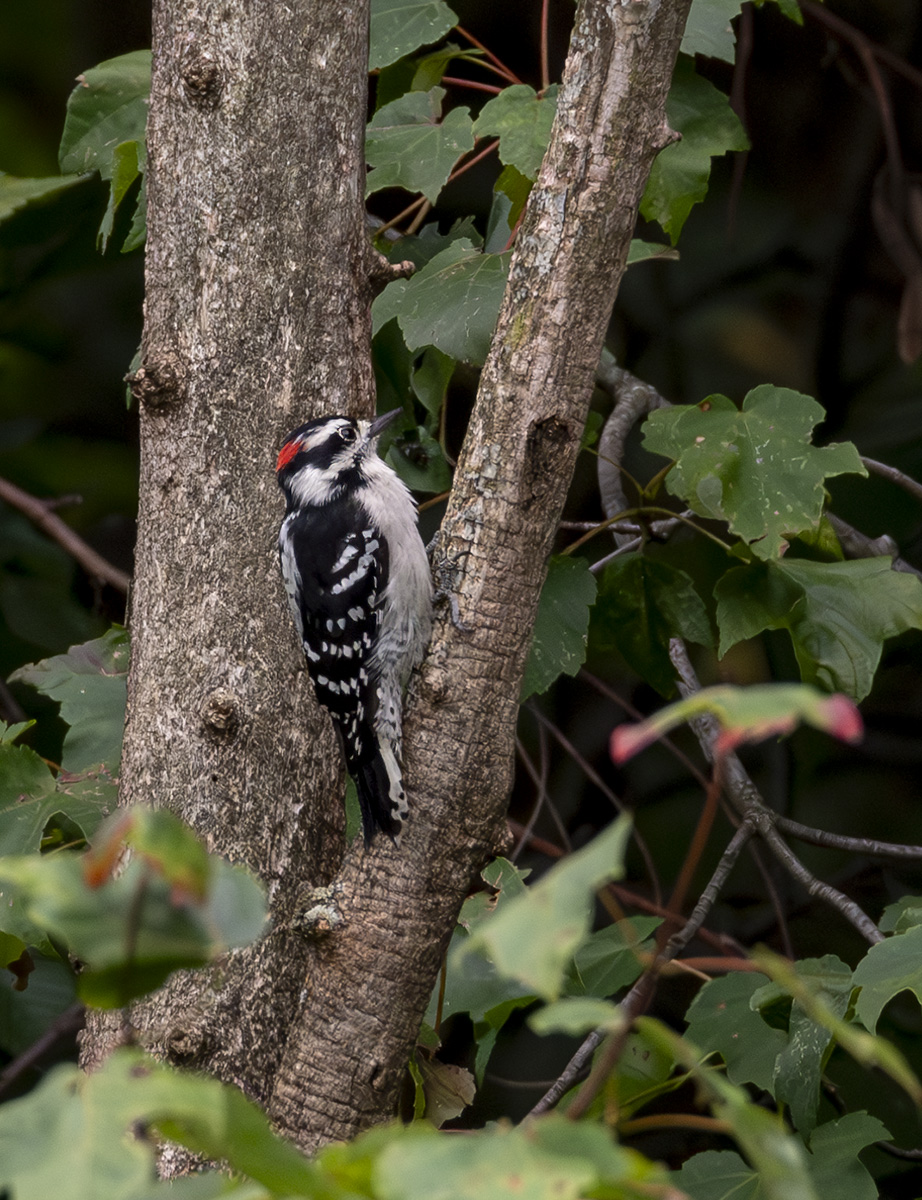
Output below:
[276,410,432,845]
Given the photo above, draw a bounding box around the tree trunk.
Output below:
[81,0,693,1159]
[269,0,692,1151]
[81,0,375,1115]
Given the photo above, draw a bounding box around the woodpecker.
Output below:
[276,410,432,845]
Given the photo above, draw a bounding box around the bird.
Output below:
[276,409,432,845]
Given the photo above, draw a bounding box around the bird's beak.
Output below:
[369,408,402,439]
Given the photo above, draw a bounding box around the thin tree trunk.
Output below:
[80,0,374,1126]
[268,0,692,1151]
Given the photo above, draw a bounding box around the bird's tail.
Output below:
[353,738,408,847]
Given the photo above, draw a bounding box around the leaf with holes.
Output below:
[643,385,866,559]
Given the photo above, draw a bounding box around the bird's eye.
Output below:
[339,426,357,444]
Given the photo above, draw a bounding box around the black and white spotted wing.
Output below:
[280,498,389,752]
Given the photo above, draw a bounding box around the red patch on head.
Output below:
[276,438,301,472]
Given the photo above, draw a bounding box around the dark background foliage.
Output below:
[3,0,922,1187]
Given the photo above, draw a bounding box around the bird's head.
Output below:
[276,409,401,509]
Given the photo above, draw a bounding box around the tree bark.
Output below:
[80,0,693,1160]
[80,0,375,1115]
[268,0,692,1151]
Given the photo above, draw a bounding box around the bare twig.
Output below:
[0,477,130,595]
[802,1,922,96]
[528,705,661,902]
[0,1003,85,1098]
[775,815,922,861]
[824,513,921,579]
[861,456,922,505]
[759,825,884,945]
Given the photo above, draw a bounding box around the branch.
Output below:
[0,476,130,594]
[775,815,922,860]
[269,0,694,1150]
[861,455,922,505]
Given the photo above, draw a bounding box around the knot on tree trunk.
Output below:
[127,354,186,410]
[180,45,223,106]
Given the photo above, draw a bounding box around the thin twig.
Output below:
[454,26,523,85]
[0,1003,85,1098]
[861,455,922,505]
[441,76,503,96]
[540,0,551,93]
[0,477,130,594]
[513,719,552,859]
[775,816,922,861]
[802,1,922,96]
[760,825,884,945]
[528,705,661,902]
[552,824,753,1122]
[515,735,571,854]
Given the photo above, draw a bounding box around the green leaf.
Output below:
[521,556,597,700]
[544,560,599,650]
[763,0,803,23]
[643,1018,820,1200]
[641,57,749,243]
[386,427,452,492]
[627,238,679,264]
[529,996,624,1036]
[685,971,787,1093]
[456,814,633,1001]
[0,1048,322,1200]
[97,139,142,252]
[0,833,266,1009]
[0,949,77,1056]
[485,164,532,253]
[10,627,129,771]
[751,947,922,1111]
[591,554,711,696]
[682,0,743,63]
[370,0,459,71]
[853,924,922,1034]
[806,1113,890,1200]
[879,895,922,934]
[411,345,455,419]
[716,557,922,701]
[642,385,866,559]
[410,43,483,92]
[672,1150,761,1200]
[59,51,152,177]
[606,1026,679,1120]
[473,84,559,181]
[0,172,89,223]
[768,956,853,1135]
[0,722,115,857]
[372,239,510,365]
[121,169,147,251]
[426,859,536,1035]
[366,87,474,203]
[373,1115,668,1200]
[568,916,660,998]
